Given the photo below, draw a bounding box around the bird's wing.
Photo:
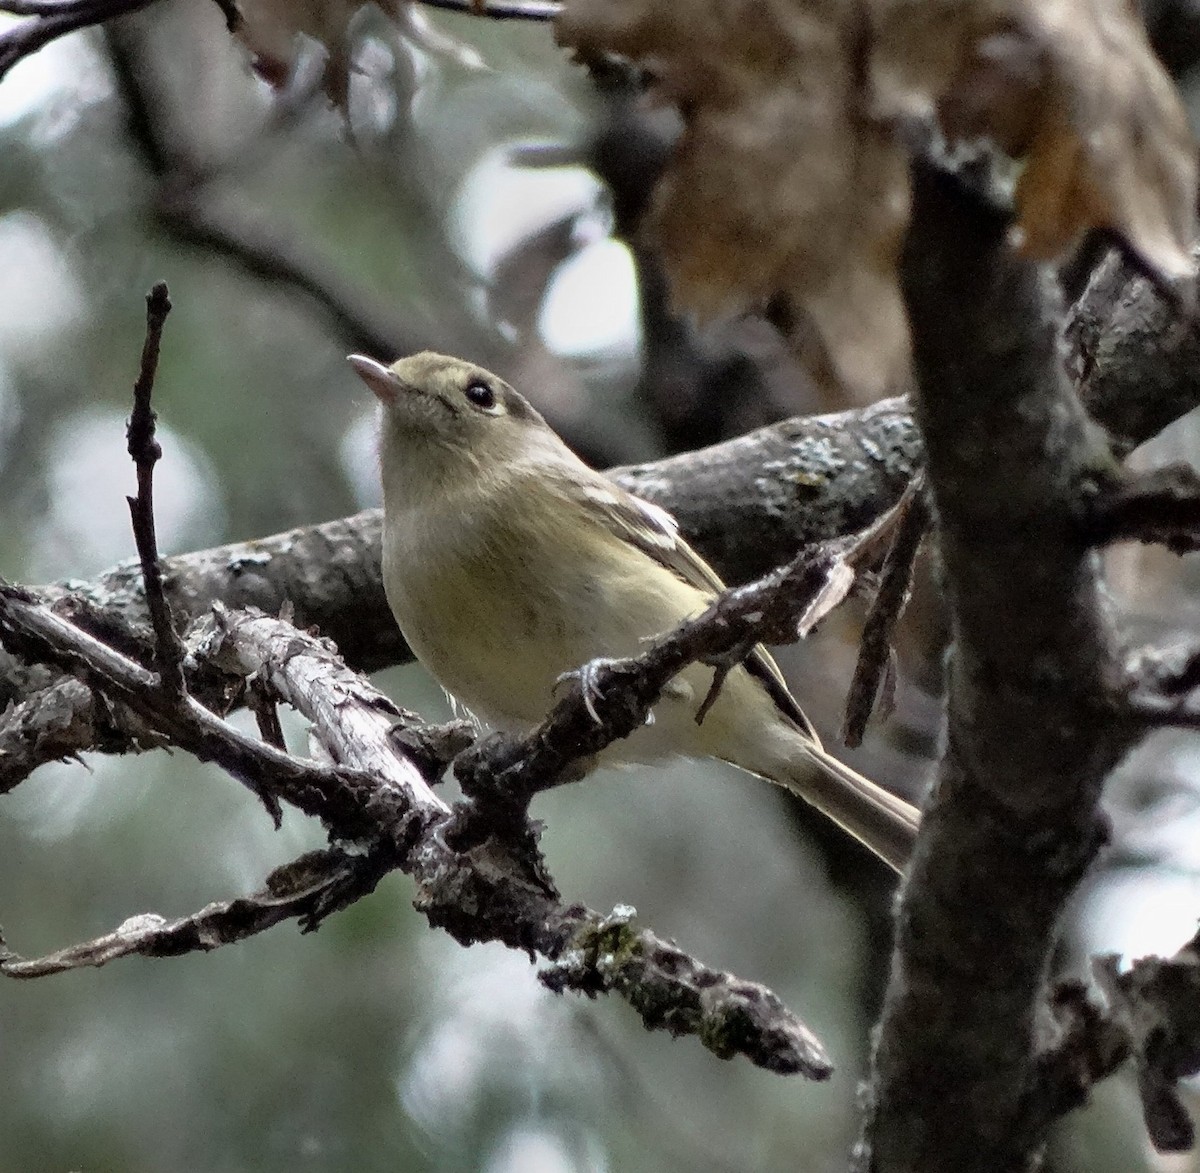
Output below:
[558,472,823,747]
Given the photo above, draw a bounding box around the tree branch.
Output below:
[152,188,450,361]
[1067,244,1200,459]
[842,478,929,747]
[1079,463,1200,553]
[416,0,560,19]
[0,586,371,830]
[0,847,388,976]
[0,0,160,81]
[21,396,922,695]
[860,161,1136,1172]
[1036,931,1200,1154]
[0,674,160,792]
[0,595,834,1077]
[124,281,186,696]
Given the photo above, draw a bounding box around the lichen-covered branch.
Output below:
[0,675,158,793]
[41,396,924,669]
[0,596,833,1077]
[0,585,375,829]
[0,848,389,976]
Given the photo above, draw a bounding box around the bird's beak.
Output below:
[348,354,402,404]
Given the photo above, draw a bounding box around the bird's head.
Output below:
[349,351,564,499]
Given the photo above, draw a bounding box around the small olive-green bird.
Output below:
[349,351,919,872]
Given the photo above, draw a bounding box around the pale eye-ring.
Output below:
[465,381,496,410]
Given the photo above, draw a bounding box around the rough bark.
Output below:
[1067,245,1200,458]
[859,164,1135,1172]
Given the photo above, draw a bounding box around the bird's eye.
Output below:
[464,381,496,410]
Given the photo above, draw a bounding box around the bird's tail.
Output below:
[771,743,920,874]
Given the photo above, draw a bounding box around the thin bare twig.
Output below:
[0,847,389,977]
[416,0,560,20]
[153,190,437,359]
[0,0,133,14]
[0,0,159,81]
[125,282,186,697]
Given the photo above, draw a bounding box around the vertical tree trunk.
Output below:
[860,162,1133,1172]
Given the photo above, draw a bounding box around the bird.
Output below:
[349,350,920,872]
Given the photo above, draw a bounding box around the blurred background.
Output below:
[1,3,1200,1170]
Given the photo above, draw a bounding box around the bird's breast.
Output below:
[381,500,639,727]
[379,490,781,769]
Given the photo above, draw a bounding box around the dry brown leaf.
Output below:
[557,0,1195,403]
[1017,0,1195,277]
[874,0,1196,276]
[558,0,912,402]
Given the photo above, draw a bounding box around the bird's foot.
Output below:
[556,657,622,724]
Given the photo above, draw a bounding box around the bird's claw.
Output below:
[557,657,621,724]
